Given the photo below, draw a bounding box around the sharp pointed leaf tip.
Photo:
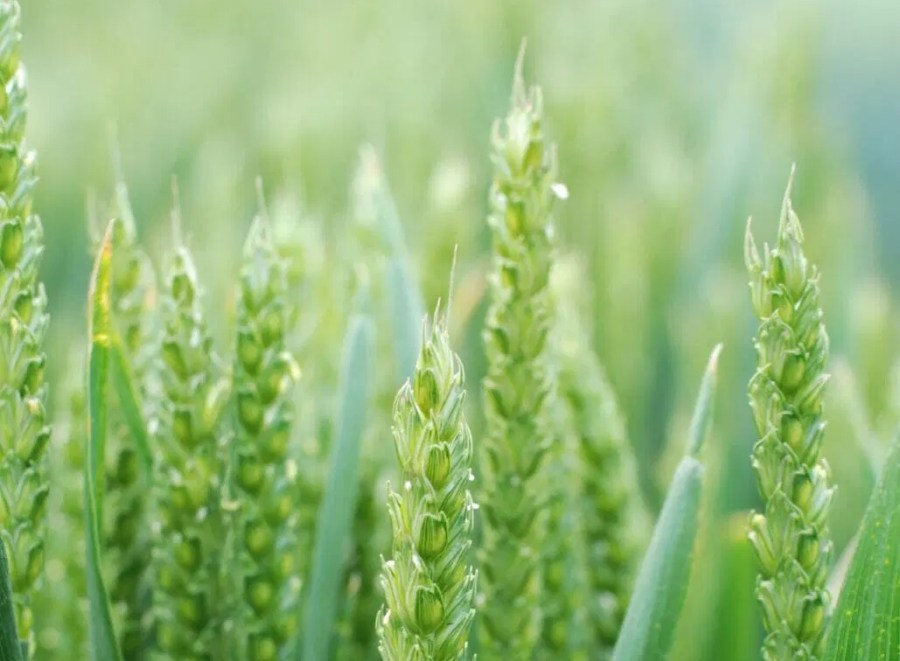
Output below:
[708,343,724,374]
[687,344,722,457]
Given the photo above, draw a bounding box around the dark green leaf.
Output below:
[613,345,721,661]
[824,434,900,660]
[109,339,152,477]
[301,307,374,660]
[0,537,22,661]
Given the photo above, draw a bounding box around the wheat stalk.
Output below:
[745,171,833,659]
[478,53,564,656]
[0,2,49,653]
[377,305,477,660]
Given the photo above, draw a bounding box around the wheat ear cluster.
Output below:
[151,245,231,657]
[233,216,302,660]
[745,175,833,659]
[478,61,563,655]
[377,307,477,660]
[0,1,49,652]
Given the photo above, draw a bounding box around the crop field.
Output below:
[1,0,899,659]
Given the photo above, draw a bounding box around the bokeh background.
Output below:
[22,0,900,658]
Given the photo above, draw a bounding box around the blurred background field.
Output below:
[21,0,900,658]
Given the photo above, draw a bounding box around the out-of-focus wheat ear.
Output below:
[0,3,50,655]
[477,52,564,657]
[231,207,303,659]
[150,221,232,658]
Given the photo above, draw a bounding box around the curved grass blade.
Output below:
[612,345,721,661]
[362,146,425,380]
[85,220,124,661]
[109,338,152,478]
[824,435,900,660]
[0,540,22,661]
[387,256,424,380]
[301,307,374,660]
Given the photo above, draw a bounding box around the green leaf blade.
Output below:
[109,339,152,478]
[387,256,424,381]
[301,309,374,660]
[85,221,124,661]
[824,435,900,660]
[612,345,721,661]
[0,539,22,661]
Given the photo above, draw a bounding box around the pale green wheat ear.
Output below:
[745,170,833,659]
[232,212,302,660]
[377,303,477,661]
[150,235,232,657]
[551,258,649,655]
[478,48,565,656]
[0,1,49,655]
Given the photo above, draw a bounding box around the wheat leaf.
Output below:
[85,220,124,661]
[612,345,721,661]
[823,434,900,660]
[0,539,22,661]
[368,150,424,381]
[108,338,152,478]
[301,304,374,660]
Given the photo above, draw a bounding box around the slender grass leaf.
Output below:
[824,435,900,660]
[365,148,425,380]
[301,308,374,660]
[613,344,721,661]
[0,539,22,661]
[387,256,424,381]
[109,338,152,478]
[85,220,124,661]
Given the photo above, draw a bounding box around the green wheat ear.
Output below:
[0,2,49,654]
[552,258,649,655]
[232,212,302,660]
[377,304,477,661]
[478,50,565,656]
[151,238,232,658]
[745,170,833,659]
